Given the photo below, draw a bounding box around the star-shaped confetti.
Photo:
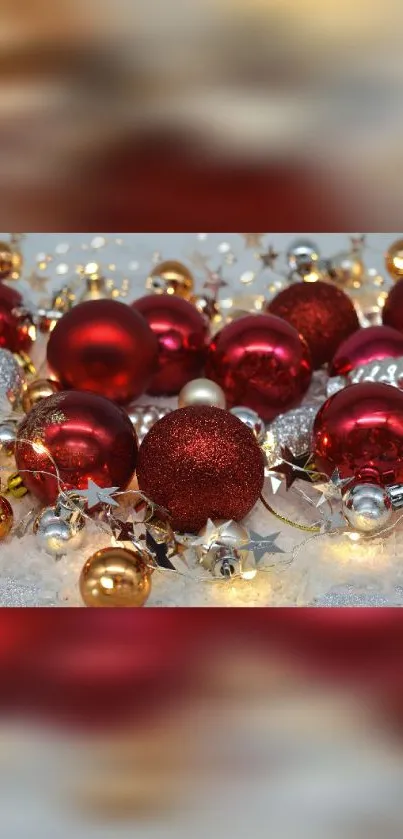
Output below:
[113,519,135,541]
[330,468,354,491]
[76,479,119,510]
[350,234,366,254]
[203,268,228,298]
[27,271,50,293]
[241,234,265,249]
[272,448,321,490]
[188,250,211,270]
[244,530,284,563]
[259,246,279,269]
[145,529,176,571]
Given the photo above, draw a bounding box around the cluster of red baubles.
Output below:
[8,274,403,531]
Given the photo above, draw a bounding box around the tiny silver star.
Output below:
[203,268,228,297]
[76,479,120,510]
[244,530,284,563]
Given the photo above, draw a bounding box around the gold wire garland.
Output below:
[259,493,321,533]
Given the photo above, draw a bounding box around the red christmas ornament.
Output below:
[0,300,33,354]
[313,382,403,485]
[132,294,208,395]
[267,280,359,368]
[47,299,158,403]
[383,279,403,333]
[330,325,403,377]
[0,283,22,310]
[205,314,312,422]
[137,406,265,532]
[15,390,138,504]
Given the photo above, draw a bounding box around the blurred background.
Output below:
[1,0,403,228]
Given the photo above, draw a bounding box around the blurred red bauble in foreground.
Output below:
[383,279,403,333]
[205,314,312,422]
[313,382,403,484]
[330,325,403,376]
[268,280,359,368]
[15,390,138,504]
[137,406,265,532]
[0,282,33,353]
[132,294,208,395]
[47,299,158,403]
[0,283,22,310]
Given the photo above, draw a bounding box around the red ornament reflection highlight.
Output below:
[205,314,312,422]
[268,280,359,369]
[15,390,138,504]
[132,294,208,395]
[137,405,265,532]
[313,382,403,485]
[330,326,403,377]
[47,299,158,403]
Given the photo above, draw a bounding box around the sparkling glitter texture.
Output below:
[137,406,265,532]
[268,280,360,369]
[0,348,26,406]
[15,390,138,504]
[265,405,319,468]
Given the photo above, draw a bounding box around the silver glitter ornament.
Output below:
[230,406,265,443]
[286,238,320,275]
[342,483,392,534]
[264,405,319,469]
[195,519,253,578]
[34,507,85,558]
[126,404,172,442]
[327,356,403,398]
[0,348,26,407]
[178,378,226,410]
[55,490,86,530]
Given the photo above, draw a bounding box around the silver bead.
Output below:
[35,507,85,558]
[286,238,320,274]
[230,406,265,443]
[0,348,26,406]
[342,483,392,533]
[0,421,18,453]
[196,519,250,577]
[178,378,226,409]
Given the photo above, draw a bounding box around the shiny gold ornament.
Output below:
[146,260,194,299]
[328,251,365,288]
[15,351,36,376]
[385,239,403,281]
[178,378,226,409]
[0,235,23,281]
[52,285,76,314]
[22,378,61,413]
[5,472,28,499]
[80,546,151,607]
[79,264,110,302]
[0,495,13,538]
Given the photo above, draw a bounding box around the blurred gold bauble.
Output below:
[146,260,194,299]
[385,239,403,281]
[5,472,28,499]
[0,241,22,281]
[79,546,151,607]
[328,251,365,288]
[22,378,61,413]
[0,495,13,539]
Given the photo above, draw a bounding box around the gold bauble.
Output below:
[385,239,403,281]
[79,266,110,302]
[328,251,364,288]
[5,472,28,499]
[22,378,61,413]
[0,241,22,281]
[0,495,13,539]
[146,260,194,299]
[79,546,151,607]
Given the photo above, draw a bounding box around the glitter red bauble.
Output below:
[313,382,403,485]
[330,325,403,376]
[267,280,360,369]
[205,314,312,422]
[47,299,158,403]
[15,390,138,504]
[136,406,265,532]
[132,294,208,395]
[382,279,403,333]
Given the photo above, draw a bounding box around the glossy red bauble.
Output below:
[15,390,138,504]
[330,325,403,376]
[132,294,208,395]
[47,299,158,403]
[313,382,403,485]
[267,280,360,368]
[383,279,403,333]
[137,406,265,532]
[205,314,312,422]
[0,283,32,354]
